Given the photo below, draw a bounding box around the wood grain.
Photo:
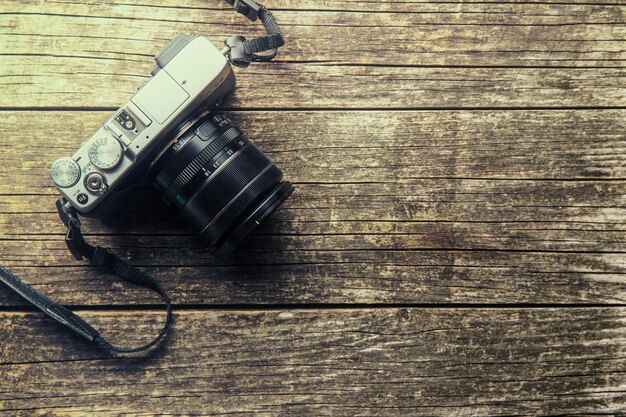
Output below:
[4,56,624,109]
[0,109,624,305]
[0,187,623,305]
[0,10,622,303]
[0,1,625,414]
[0,308,624,416]
[3,0,625,67]
[2,110,626,193]
[1,1,625,108]
[0,249,624,306]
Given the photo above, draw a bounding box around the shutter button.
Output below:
[84,172,108,195]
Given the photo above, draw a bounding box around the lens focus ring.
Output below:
[181,143,274,230]
[163,126,241,204]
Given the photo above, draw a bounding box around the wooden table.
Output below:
[1,0,625,415]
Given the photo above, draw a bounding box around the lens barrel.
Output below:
[148,112,293,254]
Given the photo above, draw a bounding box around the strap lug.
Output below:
[224,35,251,68]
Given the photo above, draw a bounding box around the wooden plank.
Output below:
[1,192,625,306]
[35,0,626,9]
[2,110,626,193]
[13,0,626,12]
[2,178,626,250]
[2,56,622,109]
[2,1,625,67]
[0,249,624,306]
[1,1,625,108]
[1,187,625,305]
[0,307,624,415]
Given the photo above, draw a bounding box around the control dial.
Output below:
[51,157,81,188]
[88,136,123,170]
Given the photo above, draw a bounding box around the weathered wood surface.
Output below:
[4,0,626,68]
[1,1,626,108]
[3,110,626,191]
[0,110,624,305]
[1,308,625,416]
[0,0,625,415]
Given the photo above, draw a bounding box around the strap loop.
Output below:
[57,199,173,353]
[0,198,173,354]
[223,0,284,67]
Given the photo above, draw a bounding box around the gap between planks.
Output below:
[1,303,625,313]
[1,106,626,112]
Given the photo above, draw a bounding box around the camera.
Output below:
[50,34,293,254]
[0,1,290,353]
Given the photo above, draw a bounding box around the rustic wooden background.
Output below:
[0,0,625,415]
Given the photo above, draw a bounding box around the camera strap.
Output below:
[0,199,172,354]
[223,0,285,67]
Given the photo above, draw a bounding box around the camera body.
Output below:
[51,34,235,217]
[52,33,293,254]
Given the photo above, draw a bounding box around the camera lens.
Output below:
[148,112,293,254]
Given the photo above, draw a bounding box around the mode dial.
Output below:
[51,157,81,188]
[88,136,123,170]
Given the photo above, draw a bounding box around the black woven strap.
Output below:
[0,266,101,342]
[223,0,285,67]
[0,199,173,354]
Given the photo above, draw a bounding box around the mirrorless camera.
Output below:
[50,34,293,254]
